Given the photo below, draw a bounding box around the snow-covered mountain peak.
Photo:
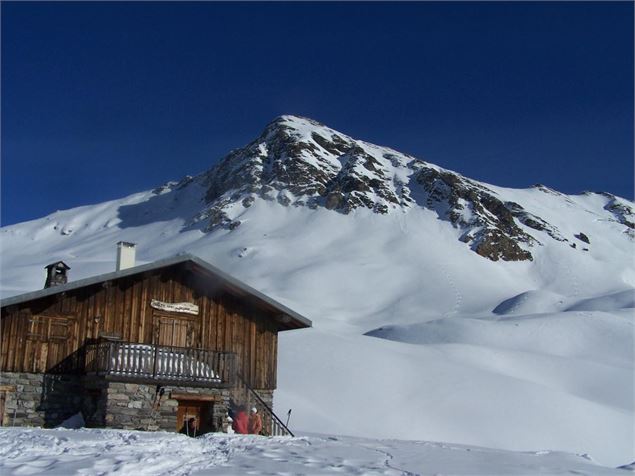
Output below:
[199,115,417,227]
[191,116,633,262]
[263,114,334,137]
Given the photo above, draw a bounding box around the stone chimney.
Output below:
[116,241,136,271]
[44,261,70,288]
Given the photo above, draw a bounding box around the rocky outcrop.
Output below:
[413,168,535,261]
[601,192,635,229]
[575,232,590,244]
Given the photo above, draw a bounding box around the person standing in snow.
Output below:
[248,407,262,435]
[232,405,249,434]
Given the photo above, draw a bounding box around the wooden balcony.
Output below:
[84,341,237,388]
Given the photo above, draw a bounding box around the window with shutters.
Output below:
[27,316,70,341]
[153,311,199,348]
[25,315,75,373]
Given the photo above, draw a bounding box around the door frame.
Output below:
[176,399,215,434]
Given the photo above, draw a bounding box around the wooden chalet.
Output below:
[0,252,311,436]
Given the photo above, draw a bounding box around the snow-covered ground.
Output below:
[0,427,630,475]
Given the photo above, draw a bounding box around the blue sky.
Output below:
[2,2,633,226]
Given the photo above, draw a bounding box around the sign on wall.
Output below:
[150,299,199,315]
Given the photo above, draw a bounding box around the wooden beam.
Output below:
[169,392,221,402]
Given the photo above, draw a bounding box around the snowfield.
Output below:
[0,427,630,475]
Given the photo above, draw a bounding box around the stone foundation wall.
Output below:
[103,381,230,432]
[256,389,274,409]
[1,372,272,435]
[0,372,83,427]
[231,387,273,410]
[82,377,108,427]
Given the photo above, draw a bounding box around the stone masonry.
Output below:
[0,372,83,427]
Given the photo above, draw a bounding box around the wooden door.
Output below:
[153,312,199,348]
[176,400,202,433]
[26,316,77,372]
[176,400,215,434]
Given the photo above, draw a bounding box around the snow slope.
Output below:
[0,428,628,475]
[1,116,633,467]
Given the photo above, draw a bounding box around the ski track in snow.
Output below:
[362,444,418,476]
[561,254,595,325]
[439,262,463,319]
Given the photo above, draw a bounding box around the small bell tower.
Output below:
[44,261,71,288]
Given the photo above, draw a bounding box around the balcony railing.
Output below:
[84,341,237,387]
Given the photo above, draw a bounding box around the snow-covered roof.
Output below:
[0,253,312,330]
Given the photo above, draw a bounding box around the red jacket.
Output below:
[232,411,248,434]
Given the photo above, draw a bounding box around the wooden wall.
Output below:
[0,266,282,390]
